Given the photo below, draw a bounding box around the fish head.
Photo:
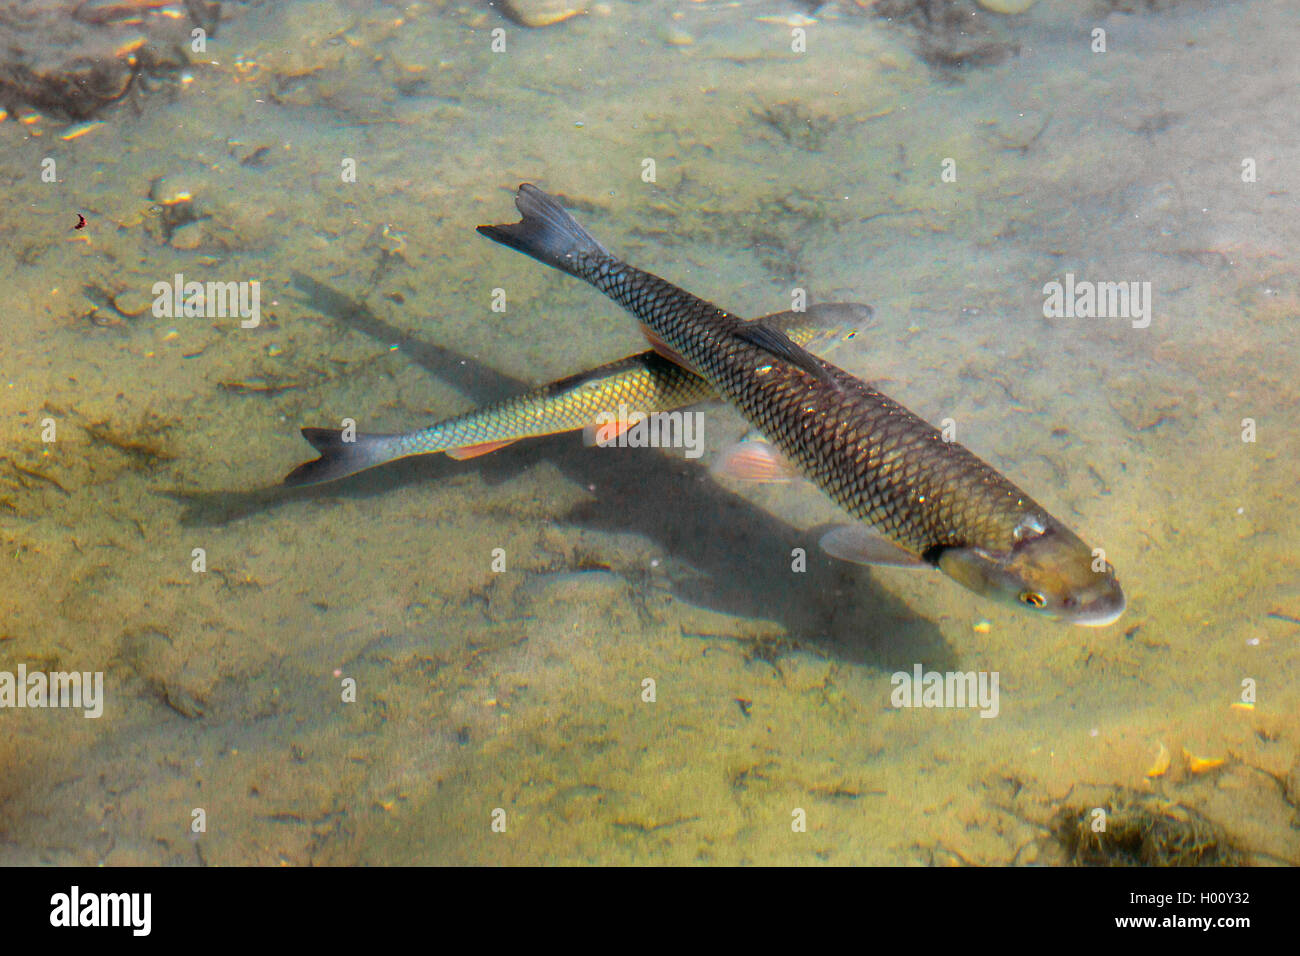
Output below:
[936,518,1125,627]
[796,304,873,356]
[765,302,873,357]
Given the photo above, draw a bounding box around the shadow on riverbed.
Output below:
[165,272,953,671]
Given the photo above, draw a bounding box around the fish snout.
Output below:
[1063,578,1127,627]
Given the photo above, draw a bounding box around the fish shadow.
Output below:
[167,272,957,671]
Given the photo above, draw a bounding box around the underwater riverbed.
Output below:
[1,0,1297,865]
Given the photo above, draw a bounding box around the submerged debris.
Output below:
[753,101,836,152]
[0,1,214,121]
[868,0,1021,73]
[1052,789,1244,866]
[83,415,177,467]
[0,58,134,120]
[74,1,220,32]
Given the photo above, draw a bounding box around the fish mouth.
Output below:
[1065,588,1127,627]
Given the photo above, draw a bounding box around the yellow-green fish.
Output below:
[284,303,869,487]
[477,184,1125,626]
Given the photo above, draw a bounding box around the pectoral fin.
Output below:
[639,324,699,373]
[734,323,839,387]
[818,524,927,569]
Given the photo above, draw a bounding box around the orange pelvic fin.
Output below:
[591,412,642,445]
[711,437,799,483]
[445,439,517,460]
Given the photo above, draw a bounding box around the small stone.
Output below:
[661,26,693,47]
[150,175,202,207]
[977,0,1037,12]
[169,221,206,250]
[112,290,153,317]
[503,0,585,28]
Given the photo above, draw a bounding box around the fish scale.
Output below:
[285,303,864,487]
[477,183,1125,624]
[386,352,702,457]
[380,308,857,458]
[583,254,1038,557]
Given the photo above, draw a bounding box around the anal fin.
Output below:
[590,411,644,445]
[446,439,517,460]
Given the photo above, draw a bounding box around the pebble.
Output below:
[977,0,1037,12]
[150,175,202,207]
[503,0,585,28]
[661,26,693,47]
[112,290,153,317]
[60,121,104,141]
[169,221,206,250]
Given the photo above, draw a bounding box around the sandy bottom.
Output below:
[0,0,1297,865]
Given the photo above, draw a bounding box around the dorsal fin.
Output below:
[734,323,839,387]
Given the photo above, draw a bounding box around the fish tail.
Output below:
[476,183,610,279]
[283,427,400,487]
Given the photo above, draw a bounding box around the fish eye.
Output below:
[1012,515,1047,542]
[1019,591,1047,609]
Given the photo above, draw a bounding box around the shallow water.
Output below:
[1,0,1297,865]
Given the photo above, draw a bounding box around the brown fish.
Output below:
[478,184,1125,625]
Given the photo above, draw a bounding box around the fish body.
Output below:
[477,184,1125,626]
[285,304,868,487]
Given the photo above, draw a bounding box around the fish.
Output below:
[476,183,1126,626]
[284,303,869,487]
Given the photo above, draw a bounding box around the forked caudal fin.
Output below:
[481,184,841,388]
[476,183,610,279]
[283,428,400,487]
